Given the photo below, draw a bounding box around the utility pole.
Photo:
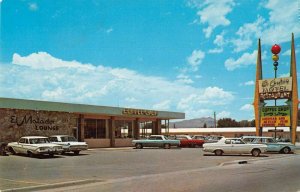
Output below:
[214,112,217,128]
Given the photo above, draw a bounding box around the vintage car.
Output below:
[241,136,295,154]
[49,135,88,155]
[175,135,204,148]
[132,135,180,149]
[191,135,206,140]
[7,136,63,157]
[203,137,267,157]
[205,135,224,143]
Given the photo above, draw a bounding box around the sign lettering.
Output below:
[10,115,59,131]
[259,77,292,100]
[122,108,158,116]
[260,106,291,127]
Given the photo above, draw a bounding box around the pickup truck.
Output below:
[132,135,180,149]
[175,135,204,148]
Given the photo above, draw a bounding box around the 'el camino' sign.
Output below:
[259,77,292,100]
[122,108,158,116]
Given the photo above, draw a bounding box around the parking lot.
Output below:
[1,147,299,191]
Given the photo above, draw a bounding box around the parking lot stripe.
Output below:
[0,178,46,185]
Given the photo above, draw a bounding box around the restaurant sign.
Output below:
[260,106,290,127]
[259,77,292,100]
[122,108,158,116]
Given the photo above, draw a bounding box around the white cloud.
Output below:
[13,52,95,71]
[187,50,205,71]
[1,52,235,120]
[209,33,225,53]
[125,97,138,103]
[217,111,231,119]
[177,87,234,112]
[196,0,235,38]
[231,16,265,52]
[240,104,253,111]
[153,100,171,110]
[176,74,194,84]
[282,49,298,56]
[29,3,38,11]
[279,73,290,78]
[224,50,257,71]
[243,81,255,86]
[282,50,291,56]
[231,0,300,52]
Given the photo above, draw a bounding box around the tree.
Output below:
[203,123,207,128]
[217,118,239,127]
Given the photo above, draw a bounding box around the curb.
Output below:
[88,147,133,151]
[220,153,299,166]
[2,179,103,192]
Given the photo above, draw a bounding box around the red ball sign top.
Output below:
[271,44,281,54]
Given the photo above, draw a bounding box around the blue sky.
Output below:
[0,0,299,120]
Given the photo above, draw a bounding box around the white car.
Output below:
[241,136,295,154]
[49,135,88,155]
[203,138,267,157]
[7,136,63,157]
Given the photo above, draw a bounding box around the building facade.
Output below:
[0,98,185,148]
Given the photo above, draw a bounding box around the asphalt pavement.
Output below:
[0,147,299,192]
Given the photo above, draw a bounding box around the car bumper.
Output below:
[63,146,88,152]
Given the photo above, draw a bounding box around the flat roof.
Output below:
[0,97,185,119]
[164,127,297,133]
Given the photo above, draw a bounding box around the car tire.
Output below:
[27,151,34,158]
[8,147,16,155]
[74,151,80,155]
[164,143,171,149]
[135,143,143,149]
[251,149,261,157]
[281,147,291,154]
[214,149,223,156]
[49,154,54,158]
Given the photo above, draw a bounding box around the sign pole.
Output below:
[271,44,281,139]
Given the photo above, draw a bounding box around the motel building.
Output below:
[0,97,185,148]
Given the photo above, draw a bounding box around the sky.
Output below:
[0,0,299,121]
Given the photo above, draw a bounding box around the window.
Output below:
[19,138,26,143]
[225,140,231,144]
[233,140,243,144]
[49,137,58,142]
[115,120,133,138]
[84,119,107,139]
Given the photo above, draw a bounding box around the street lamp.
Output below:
[271,44,281,139]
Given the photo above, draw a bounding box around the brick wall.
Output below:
[0,108,78,142]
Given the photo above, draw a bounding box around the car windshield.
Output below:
[29,138,50,144]
[177,135,192,140]
[61,136,77,142]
